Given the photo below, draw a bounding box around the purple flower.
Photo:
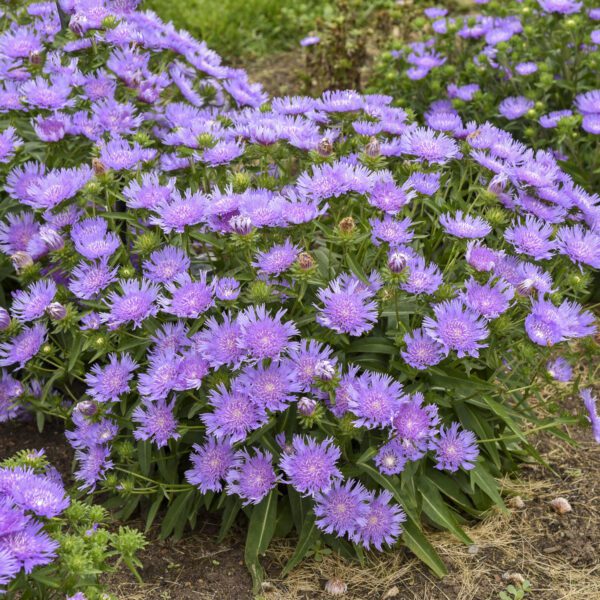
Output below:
[136,349,180,401]
[537,0,582,15]
[85,353,138,403]
[0,521,58,574]
[71,217,120,260]
[401,328,445,370]
[237,362,301,412]
[462,277,514,319]
[226,449,278,505]
[370,216,414,247]
[74,445,113,491]
[575,90,600,114]
[431,423,479,472]
[499,96,534,120]
[300,35,320,47]
[0,323,46,369]
[200,140,245,165]
[149,189,206,233]
[161,273,214,319]
[539,110,573,129]
[349,372,404,429]
[392,393,440,460]
[185,437,236,493]
[288,340,336,392]
[0,127,22,163]
[24,166,93,211]
[555,225,600,269]
[103,278,161,329]
[375,439,408,475]
[515,62,538,76]
[351,491,405,551]
[546,357,573,382]
[202,383,268,442]
[132,398,181,448]
[0,212,40,257]
[401,256,443,295]
[423,299,489,358]
[253,239,299,275]
[195,314,245,369]
[466,242,503,272]
[11,280,56,322]
[400,127,460,164]
[0,547,19,585]
[214,277,241,301]
[581,388,600,443]
[98,136,156,171]
[314,479,370,537]
[237,305,298,361]
[316,90,363,113]
[21,76,73,110]
[123,172,176,210]
[316,276,378,336]
[143,246,190,284]
[504,216,556,260]
[440,211,492,239]
[368,177,416,213]
[581,114,600,134]
[407,171,441,195]
[280,435,342,496]
[9,474,69,518]
[69,258,118,300]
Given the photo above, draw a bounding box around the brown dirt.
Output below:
[2,408,599,600]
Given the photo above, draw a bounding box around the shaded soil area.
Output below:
[1,413,598,600]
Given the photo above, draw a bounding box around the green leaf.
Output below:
[218,497,242,542]
[137,441,152,476]
[145,495,163,532]
[470,464,507,513]
[160,490,194,538]
[347,336,397,355]
[244,490,278,593]
[67,334,84,372]
[402,517,447,578]
[281,511,320,576]
[345,251,369,283]
[427,470,481,517]
[417,477,473,545]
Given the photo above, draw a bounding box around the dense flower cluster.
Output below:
[0,0,597,586]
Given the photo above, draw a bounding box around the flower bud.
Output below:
[317,138,333,156]
[297,252,316,271]
[92,158,106,175]
[75,400,98,417]
[39,225,64,251]
[69,14,87,36]
[298,396,317,417]
[11,251,33,272]
[229,215,253,235]
[388,251,407,274]
[29,51,42,65]
[46,302,67,320]
[338,216,356,235]
[0,308,11,331]
[231,171,251,193]
[365,136,380,158]
[315,360,336,381]
[119,266,136,278]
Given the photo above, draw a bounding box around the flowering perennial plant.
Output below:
[0,449,145,598]
[0,0,597,590]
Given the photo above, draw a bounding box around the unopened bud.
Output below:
[11,251,33,272]
[297,252,316,271]
[338,216,356,235]
[229,215,253,235]
[365,136,380,157]
[29,51,42,65]
[0,308,10,331]
[315,360,336,381]
[46,302,67,320]
[39,225,64,251]
[298,396,317,417]
[388,251,407,273]
[92,158,106,175]
[69,14,87,36]
[75,400,98,417]
[317,138,333,156]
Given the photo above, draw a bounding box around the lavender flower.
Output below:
[375,439,408,475]
[71,217,120,260]
[351,491,405,551]
[499,96,534,120]
[431,423,479,472]
[195,314,245,369]
[103,278,161,329]
[0,521,58,573]
[401,328,445,370]
[279,435,342,496]
[0,323,47,369]
[185,437,236,493]
[226,449,278,505]
[401,256,443,295]
[392,393,440,460]
[69,259,118,300]
[546,357,573,382]
[143,246,190,284]
[161,273,214,319]
[85,353,138,403]
[11,280,57,322]
[504,216,556,260]
[316,276,378,336]
[132,398,181,448]
[439,211,492,239]
[253,239,300,275]
[314,479,369,537]
[581,388,600,443]
[349,372,405,429]
[400,127,460,164]
[555,225,600,269]
[462,277,514,319]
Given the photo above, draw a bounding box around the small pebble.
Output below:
[325,578,348,596]
[550,497,572,514]
[502,572,526,586]
[467,544,480,555]
[508,495,525,509]
[382,586,400,599]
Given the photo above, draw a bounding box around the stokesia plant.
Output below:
[373,0,600,190]
[0,448,145,598]
[0,0,598,592]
